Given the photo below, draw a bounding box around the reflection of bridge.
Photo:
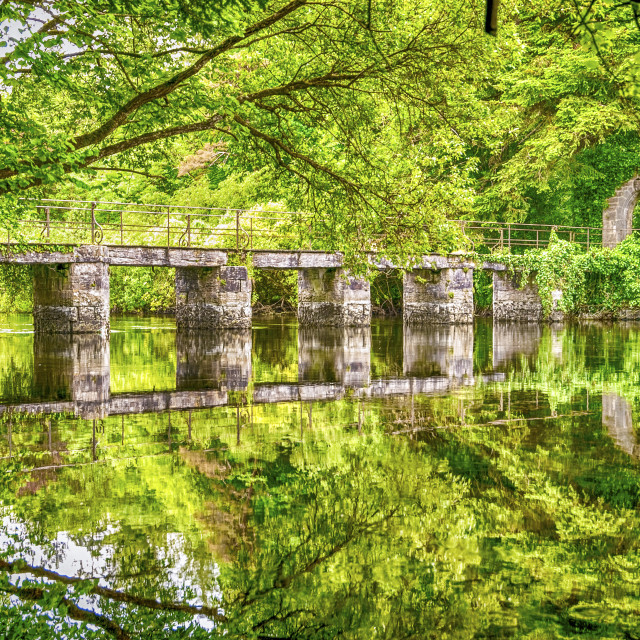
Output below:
[0,324,539,418]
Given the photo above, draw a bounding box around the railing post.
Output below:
[90,201,96,244]
[187,214,191,247]
[167,206,171,247]
[507,223,511,249]
[120,209,124,245]
[587,228,590,250]
[500,228,503,250]
[536,230,539,248]
[45,207,50,240]
[236,210,240,250]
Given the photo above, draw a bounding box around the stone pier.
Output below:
[403,325,473,379]
[176,330,252,390]
[493,272,563,322]
[298,326,371,387]
[297,268,371,326]
[403,267,473,324]
[34,334,110,417]
[33,259,110,335]
[175,266,252,329]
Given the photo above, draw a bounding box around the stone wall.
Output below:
[33,262,110,334]
[492,272,563,322]
[175,266,252,329]
[297,268,371,326]
[603,177,640,248]
[403,268,473,324]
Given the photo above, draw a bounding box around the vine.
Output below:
[486,232,640,318]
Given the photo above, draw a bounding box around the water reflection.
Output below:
[602,392,638,457]
[176,330,252,391]
[298,326,371,386]
[1,317,640,639]
[403,324,473,378]
[492,322,542,368]
[34,334,110,417]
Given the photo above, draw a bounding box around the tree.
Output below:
[473,0,640,223]
[0,0,490,258]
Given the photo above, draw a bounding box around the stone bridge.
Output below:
[0,244,557,333]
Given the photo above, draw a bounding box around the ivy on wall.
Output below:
[492,232,640,317]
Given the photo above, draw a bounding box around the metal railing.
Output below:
[10,199,314,250]
[4,199,613,252]
[453,220,604,251]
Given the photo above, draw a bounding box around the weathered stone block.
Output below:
[297,268,371,326]
[253,251,343,269]
[492,272,564,322]
[175,266,252,329]
[403,268,473,324]
[33,262,109,335]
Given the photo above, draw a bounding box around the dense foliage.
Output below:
[494,233,640,317]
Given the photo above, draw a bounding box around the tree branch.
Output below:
[70,0,308,151]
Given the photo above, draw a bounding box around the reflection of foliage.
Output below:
[4,321,640,637]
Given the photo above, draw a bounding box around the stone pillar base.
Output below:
[176,266,252,329]
[493,272,564,322]
[33,262,109,335]
[298,268,371,326]
[403,268,473,324]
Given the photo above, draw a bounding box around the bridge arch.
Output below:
[602,176,640,248]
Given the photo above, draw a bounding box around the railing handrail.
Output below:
[451,220,603,231]
[5,199,618,252]
[22,197,312,216]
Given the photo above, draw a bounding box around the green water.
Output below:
[1,315,640,639]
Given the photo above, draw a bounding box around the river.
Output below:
[1,315,640,639]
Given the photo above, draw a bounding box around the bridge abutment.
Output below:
[175,266,252,329]
[603,177,640,248]
[297,268,371,326]
[403,268,473,324]
[492,272,563,322]
[33,261,110,335]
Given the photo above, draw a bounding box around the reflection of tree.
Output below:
[4,323,640,637]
